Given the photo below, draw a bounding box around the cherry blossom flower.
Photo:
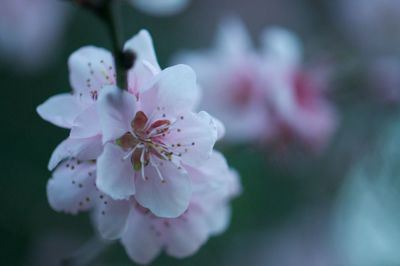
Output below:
[46,151,240,264]
[130,0,190,16]
[38,29,224,219]
[0,0,69,70]
[176,18,337,150]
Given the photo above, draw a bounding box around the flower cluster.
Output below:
[176,18,337,151]
[37,30,240,264]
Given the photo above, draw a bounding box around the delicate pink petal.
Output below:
[47,159,97,214]
[68,46,116,105]
[261,27,302,66]
[127,60,158,96]
[48,135,103,170]
[96,143,136,200]
[163,111,216,167]
[206,204,231,236]
[139,65,200,119]
[94,196,130,240]
[135,158,191,218]
[97,86,136,143]
[121,208,162,264]
[124,30,161,71]
[37,93,83,128]
[164,206,209,258]
[216,17,252,57]
[70,104,101,139]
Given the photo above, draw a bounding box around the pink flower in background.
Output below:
[0,0,69,70]
[176,18,337,151]
[130,0,191,16]
[261,27,337,150]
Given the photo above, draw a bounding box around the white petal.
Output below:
[135,158,191,218]
[68,46,116,105]
[163,111,217,167]
[37,93,83,128]
[96,143,136,200]
[70,104,101,139]
[131,0,189,16]
[139,64,200,119]
[94,196,130,240]
[261,27,302,66]
[48,135,103,170]
[97,86,136,143]
[121,208,162,264]
[124,30,161,71]
[216,17,253,57]
[47,160,97,214]
[164,206,209,258]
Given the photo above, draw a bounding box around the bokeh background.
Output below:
[2,0,400,265]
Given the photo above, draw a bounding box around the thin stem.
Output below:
[72,0,129,90]
[99,1,128,90]
[61,236,114,266]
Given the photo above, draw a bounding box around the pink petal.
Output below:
[135,158,191,218]
[97,86,136,143]
[215,17,253,57]
[124,30,161,72]
[163,111,217,167]
[93,196,131,240]
[96,143,135,200]
[164,206,209,258]
[37,93,83,128]
[70,104,101,139]
[139,64,200,120]
[68,46,116,105]
[48,135,103,170]
[121,208,162,264]
[47,160,97,214]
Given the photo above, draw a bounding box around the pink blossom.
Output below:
[46,151,240,264]
[176,18,337,150]
[38,30,224,218]
[130,0,190,16]
[0,0,69,70]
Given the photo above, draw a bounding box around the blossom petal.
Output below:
[47,160,97,214]
[206,204,231,236]
[124,30,161,72]
[97,86,136,143]
[48,135,103,170]
[70,104,101,139]
[139,64,200,119]
[94,196,130,240]
[96,143,136,200]
[164,206,209,258]
[121,208,162,264]
[68,46,116,104]
[135,158,191,218]
[261,27,302,66]
[163,111,217,167]
[37,93,83,128]
[216,17,252,56]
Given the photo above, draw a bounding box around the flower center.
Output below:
[116,111,172,171]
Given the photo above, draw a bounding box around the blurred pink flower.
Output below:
[46,151,240,264]
[130,0,190,16]
[176,18,337,150]
[0,0,68,70]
